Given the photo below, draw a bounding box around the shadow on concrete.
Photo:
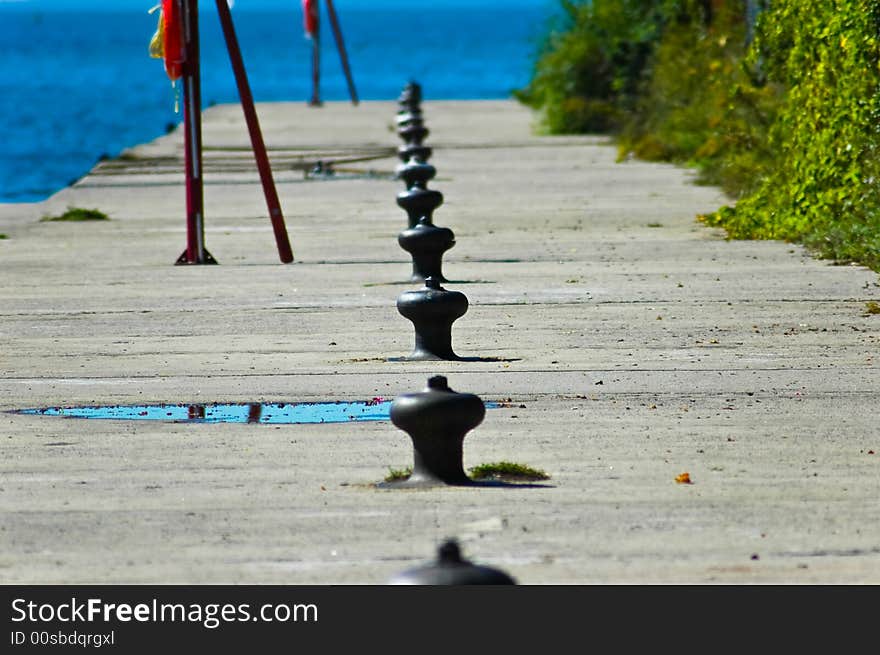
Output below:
[386,356,521,363]
[375,479,554,490]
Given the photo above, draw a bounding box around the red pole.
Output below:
[176,0,216,265]
[325,0,358,105]
[216,0,294,264]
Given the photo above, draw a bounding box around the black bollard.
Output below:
[398,139,433,167]
[395,96,424,132]
[389,376,484,485]
[397,119,433,163]
[397,119,429,154]
[396,159,443,231]
[397,121,431,166]
[393,81,454,281]
[397,277,467,360]
[396,81,432,165]
[396,183,444,233]
[398,217,455,283]
[396,158,436,191]
[388,539,517,585]
[397,80,422,110]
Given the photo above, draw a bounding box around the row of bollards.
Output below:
[395,82,454,284]
[394,82,469,361]
[388,86,486,488]
[389,85,516,583]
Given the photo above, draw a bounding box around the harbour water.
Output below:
[0,1,558,202]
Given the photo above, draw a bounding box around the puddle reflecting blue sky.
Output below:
[15,400,500,424]
[17,401,393,424]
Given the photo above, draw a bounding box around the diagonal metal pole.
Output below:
[324,0,358,105]
[308,1,321,105]
[177,0,217,264]
[216,0,294,263]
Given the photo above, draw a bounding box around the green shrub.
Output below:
[619,1,783,197]
[702,0,880,271]
[520,0,880,272]
[515,0,666,133]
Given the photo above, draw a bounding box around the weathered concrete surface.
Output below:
[1,100,878,584]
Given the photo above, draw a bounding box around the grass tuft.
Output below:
[41,207,109,222]
[382,461,550,483]
[383,467,412,483]
[468,461,550,482]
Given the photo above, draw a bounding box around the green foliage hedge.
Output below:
[514,0,666,133]
[519,0,880,272]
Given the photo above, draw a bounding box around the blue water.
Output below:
[15,400,395,424]
[0,1,557,202]
[13,399,500,424]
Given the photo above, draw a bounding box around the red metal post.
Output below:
[324,0,358,105]
[215,0,294,264]
[177,0,216,265]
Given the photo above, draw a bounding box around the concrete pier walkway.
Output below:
[1,100,878,584]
